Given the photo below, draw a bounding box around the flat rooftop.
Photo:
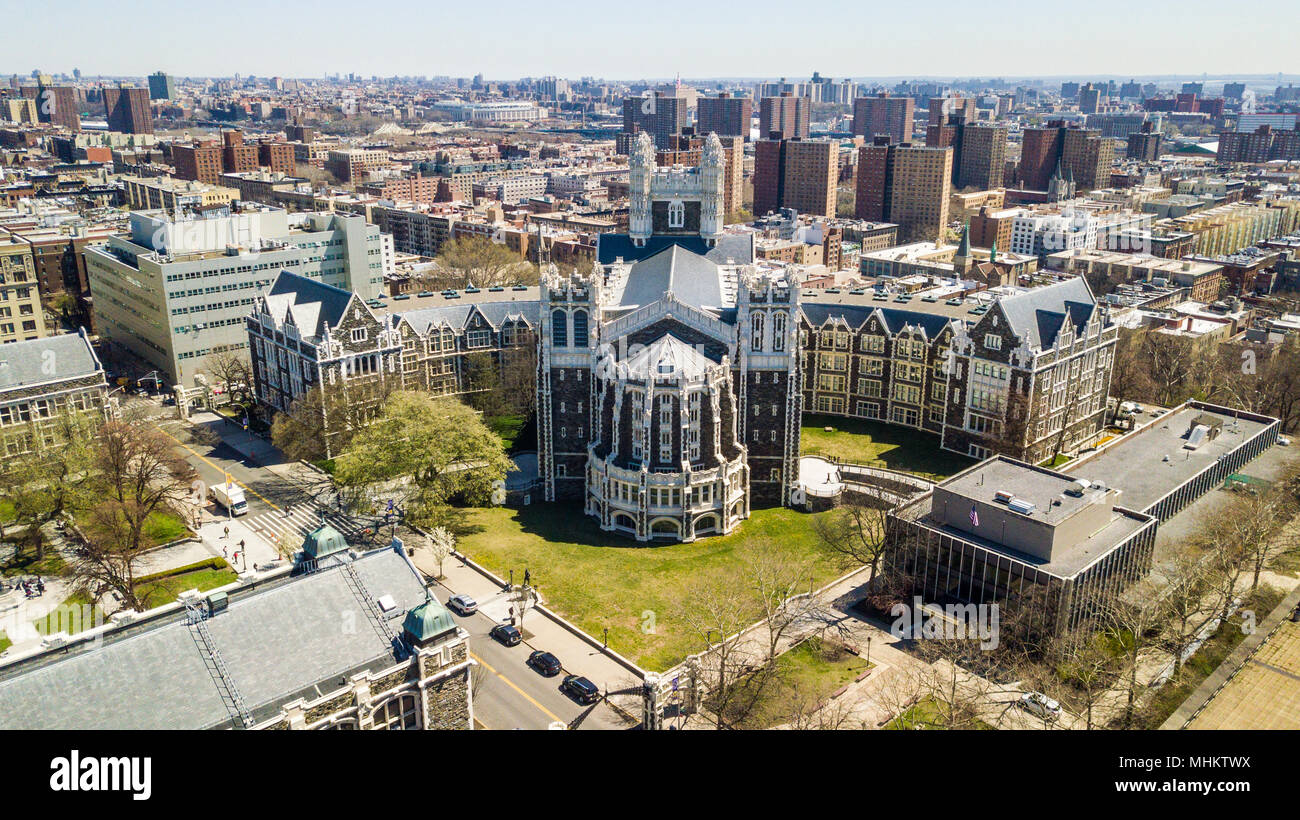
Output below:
[800,288,990,322]
[921,458,1154,578]
[1064,404,1274,514]
[370,285,541,317]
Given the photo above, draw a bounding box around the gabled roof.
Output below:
[799,303,956,340]
[597,233,755,265]
[262,270,356,340]
[0,330,102,393]
[622,333,718,379]
[396,300,542,336]
[997,277,1098,350]
[617,244,729,311]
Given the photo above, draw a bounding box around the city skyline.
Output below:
[7,0,1299,81]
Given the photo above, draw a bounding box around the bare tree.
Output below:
[1097,578,1166,729]
[202,351,252,406]
[435,236,538,289]
[72,421,198,612]
[813,489,892,581]
[676,564,760,729]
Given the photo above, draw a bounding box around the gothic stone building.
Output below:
[0,545,473,730]
[249,271,539,458]
[538,251,801,542]
[801,277,1116,464]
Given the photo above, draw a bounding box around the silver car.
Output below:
[1019,691,1062,721]
[447,594,478,616]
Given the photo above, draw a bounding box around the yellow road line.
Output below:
[156,423,283,512]
[471,651,564,725]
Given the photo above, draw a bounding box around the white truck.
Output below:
[209,482,248,516]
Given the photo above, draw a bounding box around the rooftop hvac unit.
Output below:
[994,490,1015,504]
[1065,479,1092,497]
[1008,498,1037,515]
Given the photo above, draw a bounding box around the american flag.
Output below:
[969,505,980,527]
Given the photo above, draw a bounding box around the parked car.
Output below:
[447,594,478,616]
[1279,435,1291,446]
[489,624,522,647]
[1019,691,1061,721]
[528,650,562,676]
[561,674,600,704]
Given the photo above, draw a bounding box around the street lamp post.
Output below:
[603,628,608,649]
[866,635,872,666]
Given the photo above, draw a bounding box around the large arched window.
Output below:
[551,309,568,348]
[370,694,419,730]
[751,312,765,352]
[772,312,787,352]
[571,310,589,348]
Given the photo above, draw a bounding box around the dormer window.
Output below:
[351,328,367,343]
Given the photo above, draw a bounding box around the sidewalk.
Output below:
[408,546,645,720]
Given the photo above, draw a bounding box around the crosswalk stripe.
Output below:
[243,503,370,546]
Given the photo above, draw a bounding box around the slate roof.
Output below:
[997,277,1098,350]
[262,270,355,340]
[616,245,730,311]
[800,303,957,339]
[0,330,103,393]
[396,300,541,335]
[0,548,430,730]
[597,233,755,265]
[622,333,720,378]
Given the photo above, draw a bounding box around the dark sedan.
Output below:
[489,624,522,647]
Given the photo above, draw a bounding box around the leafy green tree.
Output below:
[435,235,537,289]
[0,409,99,561]
[333,392,512,528]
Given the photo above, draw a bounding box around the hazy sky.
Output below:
[6,0,1297,81]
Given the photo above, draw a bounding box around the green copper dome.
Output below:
[301,523,348,559]
[402,598,457,644]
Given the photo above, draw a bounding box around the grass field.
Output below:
[453,503,844,671]
[800,414,975,481]
[33,561,236,636]
[884,695,995,730]
[722,637,872,728]
[0,631,10,654]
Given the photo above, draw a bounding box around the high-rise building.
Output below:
[1078,82,1105,114]
[1019,120,1112,192]
[753,138,836,218]
[0,235,48,343]
[1126,122,1163,161]
[103,84,153,134]
[927,95,978,127]
[927,113,1006,191]
[758,92,809,141]
[258,141,296,175]
[21,79,79,131]
[855,138,952,241]
[148,71,176,100]
[852,92,914,143]
[1218,125,1300,163]
[697,92,752,141]
[621,92,687,149]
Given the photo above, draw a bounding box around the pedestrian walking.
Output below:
[222,545,228,558]
[223,525,229,539]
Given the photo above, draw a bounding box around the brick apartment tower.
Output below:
[758,93,810,141]
[852,92,914,143]
[697,92,753,140]
[754,138,836,218]
[103,84,153,134]
[855,138,952,241]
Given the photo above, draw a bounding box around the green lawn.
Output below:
[453,503,844,671]
[137,567,238,608]
[1,541,68,578]
[0,631,10,654]
[723,637,872,728]
[0,500,14,524]
[34,562,236,636]
[800,414,975,481]
[486,414,526,451]
[69,508,192,550]
[884,695,995,730]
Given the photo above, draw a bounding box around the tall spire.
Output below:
[956,221,971,258]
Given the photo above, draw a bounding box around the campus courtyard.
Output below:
[800,414,975,482]
[452,503,845,671]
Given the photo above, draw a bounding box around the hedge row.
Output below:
[135,557,232,586]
